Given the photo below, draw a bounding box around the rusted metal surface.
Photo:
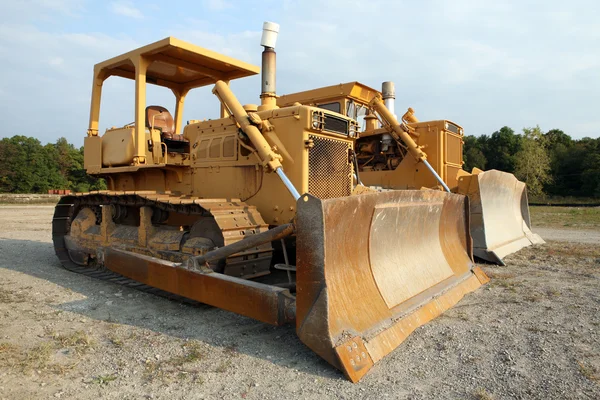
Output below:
[459,169,545,264]
[53,194,295,326]
[104,248,295,325]
[191,223,294,267]
[63,191,273,279]
[295,190,487,382]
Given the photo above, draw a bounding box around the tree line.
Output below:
[463,127,600,198]
[0,136,106,194]
[0,129,598,198]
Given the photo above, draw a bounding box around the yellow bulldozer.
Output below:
[53,22,489,382]
[278,82,545,265]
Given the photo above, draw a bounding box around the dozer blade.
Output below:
[457,169,545,265]
[295,190,489,382]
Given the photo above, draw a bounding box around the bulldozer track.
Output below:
[51,191,270,303]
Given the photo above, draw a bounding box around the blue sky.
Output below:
[2,0,599,146]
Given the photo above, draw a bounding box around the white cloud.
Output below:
[3,0,85,20]
[36,0,84,15]
[48,56,64,66]
[1,0,599,143]
[109,1,144,19]
[203,0,232,11]
[0,22,138,145]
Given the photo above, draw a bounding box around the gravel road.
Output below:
[0,205,598,399]
[536,227,600,244]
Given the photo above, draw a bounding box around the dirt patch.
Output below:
[0,206,599,399]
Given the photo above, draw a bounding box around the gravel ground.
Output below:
[536,227,600,244]
[0,205,599,399]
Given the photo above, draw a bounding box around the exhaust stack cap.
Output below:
[382,81,395,99]
[261,21,280,49]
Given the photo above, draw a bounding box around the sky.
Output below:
[1,0,599,146]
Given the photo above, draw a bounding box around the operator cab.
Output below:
[83,37,260,173]
[277,82,379,133]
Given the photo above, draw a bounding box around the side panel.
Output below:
[186,108,354,225]
[84,136,102,173]
[102,127,136,167]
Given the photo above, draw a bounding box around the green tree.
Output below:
[462,135,487,171]
[544,129,574,195]
[578,138,600,197]
[0,135,106,194]
[484,127,522,173]
[547,137,600,197]
[0,136,56,193]
[68,146,107,192]
[514,126,551,197]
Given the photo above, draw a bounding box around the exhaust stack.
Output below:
[382,81,396,118]
[381,81,396,150]
[259,22,280,111]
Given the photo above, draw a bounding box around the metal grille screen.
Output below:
[308,135,353,199]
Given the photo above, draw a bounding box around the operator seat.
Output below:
[145,105,189,154]
[145,105,187,142]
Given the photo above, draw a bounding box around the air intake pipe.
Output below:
[381,81,396,151]
[381,81,396,118]
[259,22,280,111]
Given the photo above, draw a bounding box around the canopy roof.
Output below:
[95,37,260,90]
[277,82,380,107]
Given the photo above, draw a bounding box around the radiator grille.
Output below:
[308,135,353,199]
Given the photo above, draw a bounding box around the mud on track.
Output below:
[0,205,599,399]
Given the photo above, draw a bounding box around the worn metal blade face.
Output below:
[295,190,488,382]
[464,170,545,264]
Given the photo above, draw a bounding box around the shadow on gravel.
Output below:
[0,238,340,381]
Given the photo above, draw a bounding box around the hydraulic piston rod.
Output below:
[370,95,450,192]
[212,80,301,200]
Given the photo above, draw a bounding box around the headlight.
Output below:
[312,111,323,130]
[348,123,357,138]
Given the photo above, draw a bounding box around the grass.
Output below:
[0,342,53,374]
[473,388,494,400]
[0,287,29,303]
[524,293,543,303]
[92,374,118,385]
[529,196,599,205]
[21,343,54,373]
[485,271,521,292]
[108,336,124,347]
[578,361,599,382]
[0,330,96,376]
[215,360,232,373]
[484,271,516,280]
[170,342,204,365]
[143,341,205,382]
[530,206,600,229]
[490,279,519,292]
[543,242,600,258]
[50,330,95,354]
[0,340,83,376]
